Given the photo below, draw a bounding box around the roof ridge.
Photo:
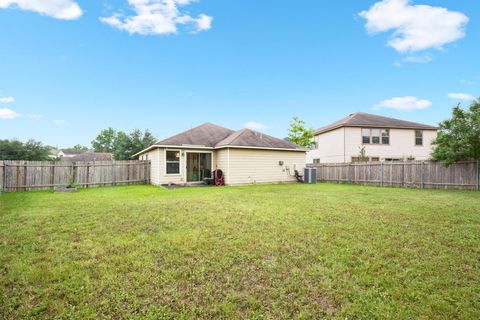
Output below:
[314,112,437,135]
[155,122,234,145]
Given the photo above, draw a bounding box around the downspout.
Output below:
[343,127,346,163]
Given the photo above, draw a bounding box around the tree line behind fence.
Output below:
[308,160,480,190]
[0,160,150,192]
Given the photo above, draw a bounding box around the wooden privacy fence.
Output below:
[0,160,150,193]
[308,160,480,190]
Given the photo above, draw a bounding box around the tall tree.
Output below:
[112,131,131,160]
[0,139,51,161]
[432,99,480,166]
[91,128,117,153]
[287,117,315,148]
[92,128,157,160]
[72,144,89,151]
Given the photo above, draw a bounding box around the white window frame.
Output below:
[362,128,390,145]
[165,149,181,176]
[415,130,423,146]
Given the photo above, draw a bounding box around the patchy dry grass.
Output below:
[0,184,479,319]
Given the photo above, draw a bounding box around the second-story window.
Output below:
[382,129,390,144]
[415,130,423,146]
[362,128,389,145]
[362,129,371,144]
[371,129,381,144]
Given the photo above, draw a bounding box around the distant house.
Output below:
[54,149,85,159]
[307,112,438,163]
[134,123,306,186]
[69,151,113,162]
[50,149,113,161]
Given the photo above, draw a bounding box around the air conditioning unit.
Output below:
[304,168,317,184]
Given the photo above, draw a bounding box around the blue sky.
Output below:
[0,0,478,147]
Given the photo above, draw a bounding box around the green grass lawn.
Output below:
[0,184,479,319]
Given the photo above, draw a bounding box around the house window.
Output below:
[166,150,180,174]
[362,129,370,144]
[370,157,380,162]
[381,129,390,145]
[313,159,321,164]
[371,129,381,144]
[415,130,423,146]
[362,128,389,145]
[351,157,360,163]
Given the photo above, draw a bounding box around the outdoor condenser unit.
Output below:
[304,168,317,184]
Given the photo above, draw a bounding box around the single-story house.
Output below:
[134,123,306,186]
[51,148,85,159]
[307,112,438,163]
[69,151,114,162]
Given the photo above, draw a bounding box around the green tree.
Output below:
[113,129,157,160]
[112,131,131,160]
[432,99,480,166]
[72,144,89,151]
[287,117,315,148]
[92,128,157,160]
[0,139,51,161]
[91,128,117,153]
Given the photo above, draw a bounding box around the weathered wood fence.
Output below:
[308,160,480,190]
[0,160,150,193]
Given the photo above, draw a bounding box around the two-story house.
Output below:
[307,112,438,163]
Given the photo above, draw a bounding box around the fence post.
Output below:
[2,161,6,193]
[144,160,148,184]
[420,161,425,189]
[380,162,384,187]
[112,161,116,186]
[477,160,480,191]
[72,162,77,185]
[348,163,352,184]
[50,161,55,189]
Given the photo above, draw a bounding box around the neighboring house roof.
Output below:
[60,148,85,155]
[68,151,113,162]
[314,112,438,135]
[134,123,304,157]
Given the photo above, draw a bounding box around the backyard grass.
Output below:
[0,184,479,319]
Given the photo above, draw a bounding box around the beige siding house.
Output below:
[307,113,438,163]
[134,123,306,186]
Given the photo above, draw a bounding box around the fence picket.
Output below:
[309,160,478,190]
[0,160,150,192]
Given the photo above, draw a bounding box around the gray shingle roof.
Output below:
[68,151,113,161]
[156,123,235,148]
[315,112,438,135]
[150,123,303,151]
[215,129,304,150]
[60,148,85,155]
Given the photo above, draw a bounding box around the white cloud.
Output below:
[26,113,43,119]
[0,96,15,104]
[0,0,82,20]
[373,96,432,111]
[359,0,468,53]
[53,119,66,125]
[448,93,476,101]
[244,121,268,131]
[100,0,212,36]
[0,108,21,119]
